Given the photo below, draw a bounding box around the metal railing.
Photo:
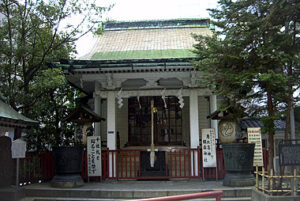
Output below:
[138,190,223,201]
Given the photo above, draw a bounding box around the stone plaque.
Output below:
[279,144,300,166]
[11,139,26,158]
[0,136,14,187]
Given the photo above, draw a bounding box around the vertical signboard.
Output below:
[87,136,101,177]
[201,128,217,167]
[247,127,264,167]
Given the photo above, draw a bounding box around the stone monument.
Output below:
[0,136,14,187]
[0,136,25,201]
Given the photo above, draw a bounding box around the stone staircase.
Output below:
[21,181,252,201]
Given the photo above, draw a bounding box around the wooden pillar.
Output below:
[107,91,116,177]
[190,90,199,176]
[94,83,101,136]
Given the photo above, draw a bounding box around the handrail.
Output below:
[137,190,223,201]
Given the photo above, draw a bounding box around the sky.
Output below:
[75,0,219,58]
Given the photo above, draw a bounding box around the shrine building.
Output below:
[51,18,221,179]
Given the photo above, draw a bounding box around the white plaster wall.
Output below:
[116,98,128,148]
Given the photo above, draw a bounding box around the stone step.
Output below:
[24,188,252,200]
[21,197,251,201]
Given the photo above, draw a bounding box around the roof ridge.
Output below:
[104,18,210,31]
[105,18,210,23]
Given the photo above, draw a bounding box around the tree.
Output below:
[0,0,110,152]
[193,0,300,171]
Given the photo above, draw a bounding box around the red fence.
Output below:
[18,148,269,184]
[101,147,225,180]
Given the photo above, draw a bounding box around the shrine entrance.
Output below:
[128,96,183,146]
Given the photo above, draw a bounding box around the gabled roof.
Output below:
[0,99,38,128]
[240,118,300,131]
[64,106,105,123]
[80,18,212,61]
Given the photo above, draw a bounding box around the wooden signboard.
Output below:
[247,127,264,167]
[87,136,101,177]
[201,128,217,168]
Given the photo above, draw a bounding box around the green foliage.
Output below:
[194,0,300,118]
[0,0,109,152]
[193,0,300,161]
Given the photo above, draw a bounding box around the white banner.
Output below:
[87,136,101,176]
[247,127,264,167]
[201,128,217,167]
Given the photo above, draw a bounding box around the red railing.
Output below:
[19,157,41,185]
[18,148,269,183]
[102,147,225,180]
[138,190,223,201]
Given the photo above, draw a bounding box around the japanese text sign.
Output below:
[87,136,101,177]
[247,127,264,167]
[201,128,217,167]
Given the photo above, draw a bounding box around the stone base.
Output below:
[0,187,25,201]
[51,174,84,188]
[223,172,255,187]
[252,188,300,201]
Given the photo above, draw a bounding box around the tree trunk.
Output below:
[267,90,275,172]
[285,99,291,141]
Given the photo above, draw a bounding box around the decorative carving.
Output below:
[106,73,115,89]
[145,78,158,88]
[181,78,191,87]
[218,120,236,144]
[190,71,197,87]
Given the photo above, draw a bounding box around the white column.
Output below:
[94,89,101,136]
[210,95,218,138]
[107,91,116,177]
[189,90,199,176]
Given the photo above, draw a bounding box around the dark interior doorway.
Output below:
[128,96,183,146]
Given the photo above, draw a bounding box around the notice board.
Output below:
[87,136,101,177]
[201,128,217,168]
[247,127,264,167]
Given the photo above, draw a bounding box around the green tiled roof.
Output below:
[0,99,38,126]
[91,49,196,60]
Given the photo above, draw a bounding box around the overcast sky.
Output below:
[76,0,219,57]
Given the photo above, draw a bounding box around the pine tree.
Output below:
[193,0,300,171]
